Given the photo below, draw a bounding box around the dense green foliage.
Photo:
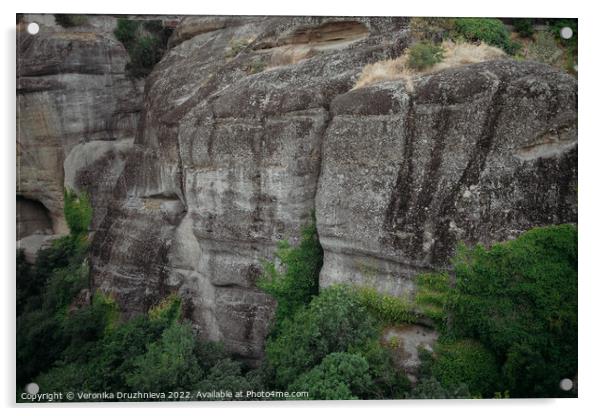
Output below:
[513,18,534,38]
[17,191,258,401]
[54,14,88,28]
[265,285,379,388]
[354,286,418,326]
[405,377,471,399]
[414,273,450,327]
[263,285,411,399]
[18,190,577,401]
[406,41,444,70]
[258,214,322,331]
[114,18,172,78]
[64,189,93,235]
[550,19,578,73]
[125,321,204,392]
[431,340,499,397]
[289,353,372,400]
[259,220,411,400]
[422,224,578,398]
[17,190,93,386]
[454,18,520,54]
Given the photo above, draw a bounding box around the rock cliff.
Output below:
[16,15,577,364]
[17,15,143,239]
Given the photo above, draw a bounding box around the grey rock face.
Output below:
[16,15,143,237]
[316,61,577,297]
[90,16,410,363]
[18,15,576,364]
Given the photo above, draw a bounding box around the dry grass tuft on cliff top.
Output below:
[354,40,507,90]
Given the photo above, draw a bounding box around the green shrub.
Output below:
[406,41,444,71]
[550,19,577,73]
[526,31,563,66]
[17,249,35,314]
[348,340,411,399]
[455,18,519,54]
[446,224,577,397]
[431,339,499,397]
[17,310,67,387]
[226,38,250,58]
[409,17,456,41]
[82,315,172,392]
[114,19,168,78]
[148,293,182,324]
[289,352,372,400]
[513,18,534,38]
[126,321,204,393]
[247,58,266,74]
[354,286,418,326]
[415,273,450,326]
[42,262,89,313]
[258,214,322,331]
[196,359,257,400]
[54,14,88,28]
[64,189,92,235]
[551,18,577,51]
[127,35,164,78]
[406,376,471,399]
[114,18,140,49]
[265,285,378,388]
[60,293,119,363]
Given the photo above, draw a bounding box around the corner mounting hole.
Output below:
[559,378,573,391]
[560,26,573,39]
[27,22,39,35]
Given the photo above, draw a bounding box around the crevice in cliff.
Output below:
[431,76,509,263]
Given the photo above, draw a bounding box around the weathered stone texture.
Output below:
[316,61,577,297]
[17,15,576,364]
[17,14,143,238]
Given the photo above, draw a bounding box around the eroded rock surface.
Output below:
[16,14,143,238]
[17,15,577,364]
[316,60,577,297]
[90,16,410,364]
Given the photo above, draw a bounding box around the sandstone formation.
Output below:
[16,14,143,240]
[317,60,577,297]
[16,15,577,364]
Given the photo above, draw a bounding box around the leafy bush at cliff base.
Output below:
[445,224,577,397]
[406,377,471,399]
[258,213,323,331]
[31,297,258,400]
[289,353,372,400]
[265,285,378,389]
[454,18,520,54]
[348,339,411,399]
[18,189,259,400]
[406,41,444,71]
[431,339,499,397]
[355,285,419,326]
[64,188,92,235]
[16,194,92,387]
[125,321,204,392]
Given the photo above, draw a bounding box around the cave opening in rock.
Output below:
[16,195,53,240]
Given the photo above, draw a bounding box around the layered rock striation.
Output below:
[17,15,577,364]
[16,14,143,240]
